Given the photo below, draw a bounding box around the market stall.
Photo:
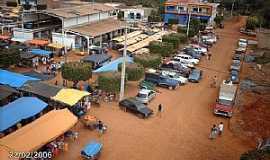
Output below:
[52,88,90,117]
[0,108,78,160]
[0,69,39,88]
[0,85,20,106]
[0,97,48,133]
[81,54,112,69]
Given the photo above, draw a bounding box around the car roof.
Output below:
[139,89,152,94]
[177,54,191,57]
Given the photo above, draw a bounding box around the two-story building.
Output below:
[164,0,219,26]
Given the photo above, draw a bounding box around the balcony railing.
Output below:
[165,9,211,16]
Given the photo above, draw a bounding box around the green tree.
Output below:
[162,33,187,49]
[214,16,224,25]
[117,11,124,20]
[134,53,161,68]
[149,41,174,57]
[162,34,180,49]
[148,10,162,22]
[0,47,21,68]
[97,72,122,93]
[246,16,259,30]
[118,63,144,81]
[61,62,92,86]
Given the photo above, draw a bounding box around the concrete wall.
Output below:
[63,11,111,28]
[52,32,75,49]
[23,13,50,23]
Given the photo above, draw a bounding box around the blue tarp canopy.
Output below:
[93,56,133,73]
[81,140,102,158]
[0,97,48,132]
[30,49,52,56]
[0,69,39,88]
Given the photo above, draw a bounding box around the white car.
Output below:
[174,54,200,65]
[161,70,188,85]
[190,44,208,55]
[202,35,217,44]
[238,38,247,48]
[170,59,195,68]
[135,89,156,104]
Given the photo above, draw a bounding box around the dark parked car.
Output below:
[181,48,202,59]
[232,54,243,61]
[188,69,202,83]
[145,72,179,89]
[230,70,239,84]
[160,62,191,77]
[119,98,153,118]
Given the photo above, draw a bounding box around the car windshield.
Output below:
[219,99,233,106]
[137,93,147,98]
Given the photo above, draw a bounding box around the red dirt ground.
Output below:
[50,17,253,160]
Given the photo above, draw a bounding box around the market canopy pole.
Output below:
[119,23,127,101]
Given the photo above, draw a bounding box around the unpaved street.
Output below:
[56,17,252,160]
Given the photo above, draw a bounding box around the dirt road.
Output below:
[56,17,252,160]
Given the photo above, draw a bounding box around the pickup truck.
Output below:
[213,80,237,117]
[145,72,179,90]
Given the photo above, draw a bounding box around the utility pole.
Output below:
[186,10,191,37]
[230,0,236,17]
[119,24,127,101]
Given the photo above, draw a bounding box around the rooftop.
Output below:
[165,0,219,7]
[43,3,114,18]
[69,18,126,38]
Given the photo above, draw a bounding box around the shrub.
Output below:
[214,16,224,25]
[134,53,161,68]
[61,62,92,83]
[97,72,122,93]
[118,63,144,81]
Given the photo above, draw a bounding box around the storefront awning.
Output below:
[48,43,64,49]
[69,18,126,38]
[0,97,48,132]
[11,37,28,43]
[27,39,49,46]
[0,108,78,159]
[19,81,62,99]
[30,49,52,56]
[52,88,90,106]
[0,85,19,101]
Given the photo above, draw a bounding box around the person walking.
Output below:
[207,52,212,60]
[211,76,218,88]
[218,122,224,135]
[209,124,218,140]
[97,120,104,136]
[157,104,163,118]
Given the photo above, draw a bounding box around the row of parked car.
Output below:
[118,28,219,119]
[229,39,247,84]
[214,38,248,118]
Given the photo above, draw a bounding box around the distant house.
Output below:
[164,0,219,26]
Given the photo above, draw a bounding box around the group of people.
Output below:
[209,122,224,140]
